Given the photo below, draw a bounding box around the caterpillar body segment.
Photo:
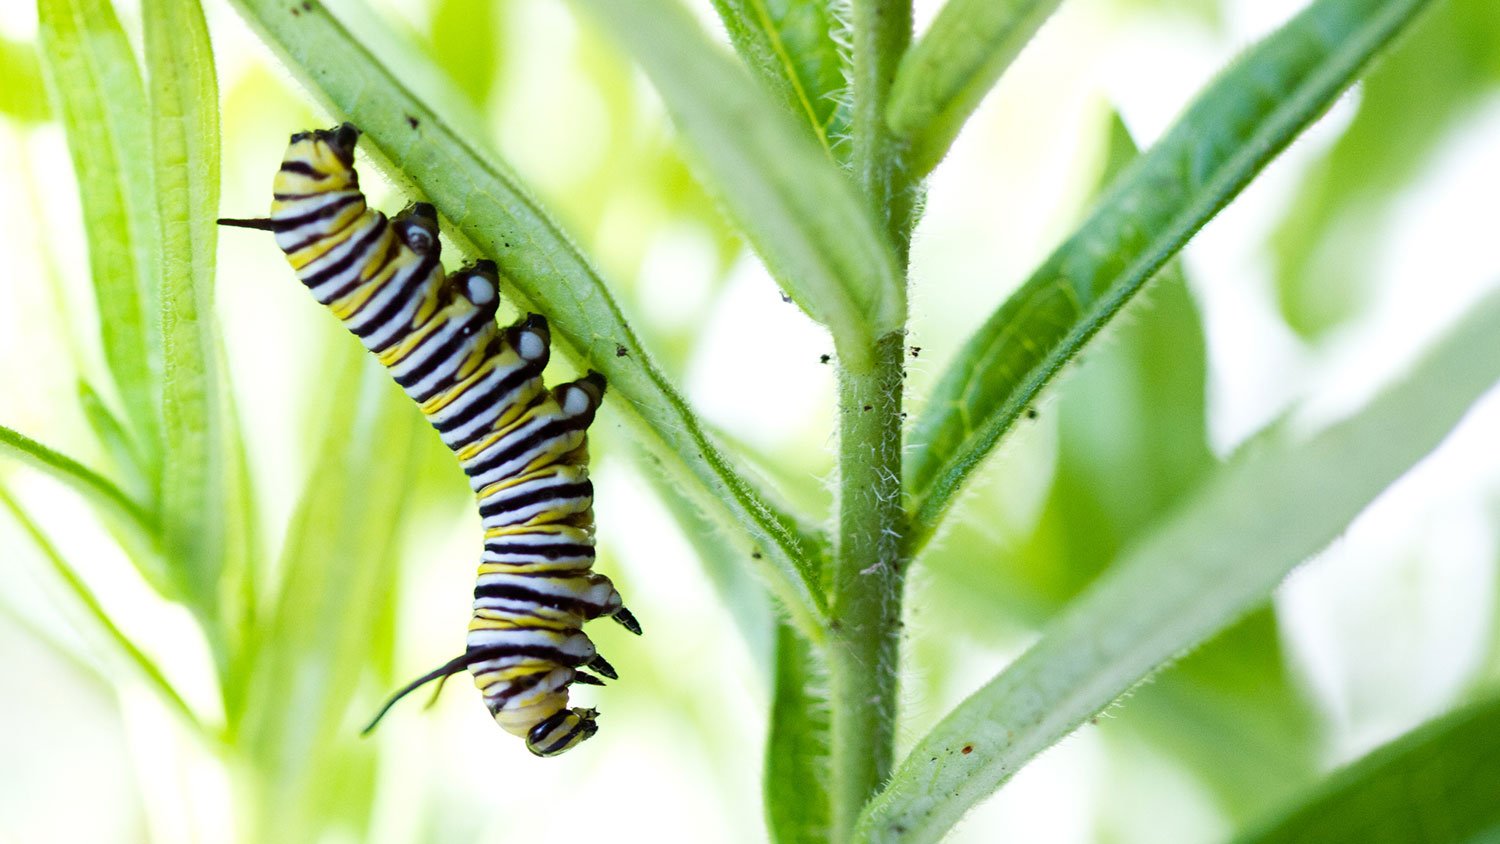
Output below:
[220,124,639,757]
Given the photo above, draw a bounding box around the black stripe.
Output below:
[347,253,438,338]
[270,192,359,233]
[427,355,543,427]
[279,160,326,178]
[484,541,595,561]
[300,216,388,295]
[473,581,596,614]
[463,642,588,667]
[393,323,466,389]
[479,669,551,710]
[464,417,586,481]
[479,481,592,519]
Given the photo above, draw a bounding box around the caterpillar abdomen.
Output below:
[220,124,639,757]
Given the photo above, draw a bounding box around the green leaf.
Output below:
[1270,0,1500,337]
[708,0,850,155]
[1009,115,1319,821]
[885,0,1064,177]
[856,285,1500,844]
[905,0,1437,552]
[766,623,833,844]
[37,0,164,473]
[570,0,905,369]
[232,352,421,838]
[77,379,149,504]
[144,0,226,634]
[0,34,51,123]
[0,423,156,543]
[1233,696,1500,843]
[0,484,203,737]
[425,0,502,108]
[224,0,828,637]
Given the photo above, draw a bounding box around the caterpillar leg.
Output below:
[612,605,642,635]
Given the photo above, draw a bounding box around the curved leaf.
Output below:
[37,0,163,470]
[886,0,1064,177]
[572,0,905,368]
[1234,696,1500,843]
[709,0,849,155]
[224,0,828,635]
[906,0,1438,552]
[145,0,226,626]
[858,286,1500,844]
[0,423,155,540]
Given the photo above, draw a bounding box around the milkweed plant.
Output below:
[3,0,1500,841]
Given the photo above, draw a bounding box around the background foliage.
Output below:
[2,0,1500,842]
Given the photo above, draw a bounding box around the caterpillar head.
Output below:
[524,707,600,757]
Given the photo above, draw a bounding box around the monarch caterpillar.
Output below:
[220,123,640,757]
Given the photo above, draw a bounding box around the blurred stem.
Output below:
[829,2,912,840]
[0,423,157,540]
[0,485,209,742]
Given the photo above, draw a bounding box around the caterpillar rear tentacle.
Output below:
[222,123,639,757]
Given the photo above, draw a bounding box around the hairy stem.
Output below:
[830,5,914,834]
[830,333,909,841]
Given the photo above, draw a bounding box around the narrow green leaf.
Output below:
[886,0,1063,177]
[0,34,51,123]
[233,353,420,838]
[1270,0,1500,337]
[906,0,1437,551]
[708,0,850,155]
[1019,114,1321,821]
[1234,696,1500,843]
[0,423,156,541]
[224,0,828,637]
[145,0,226,629]
[571,0,905,368]
[0,485,204,737]
[765,623,833,844]
[858,286,1500,844]
[77,379,149,503]
[37,0,164,471]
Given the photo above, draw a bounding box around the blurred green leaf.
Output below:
[225,0,828,638]
[425,0,501,108]
[906,0,1437,553]
[1233,695,1500,843]
[766,623,833,844]
[1272,0,1500,336]
[572,0,905,369]
[0,34,51,123]
[145,0,227,637]
[708,0,850,155]
[0,423,156,544]
[0,484,202,736]
[232,352,422,840]
[886,0,1064,178]
[1110,610,1319,824]
[37,0,164,473]
[77,379,149,503]
[929,112,1321,823]
[858,284,1500,844]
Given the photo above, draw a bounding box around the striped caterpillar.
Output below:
[220,123,639,757]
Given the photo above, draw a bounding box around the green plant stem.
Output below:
[829,3,913,840]
[850,0,916,251]
[830,333,908,842]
